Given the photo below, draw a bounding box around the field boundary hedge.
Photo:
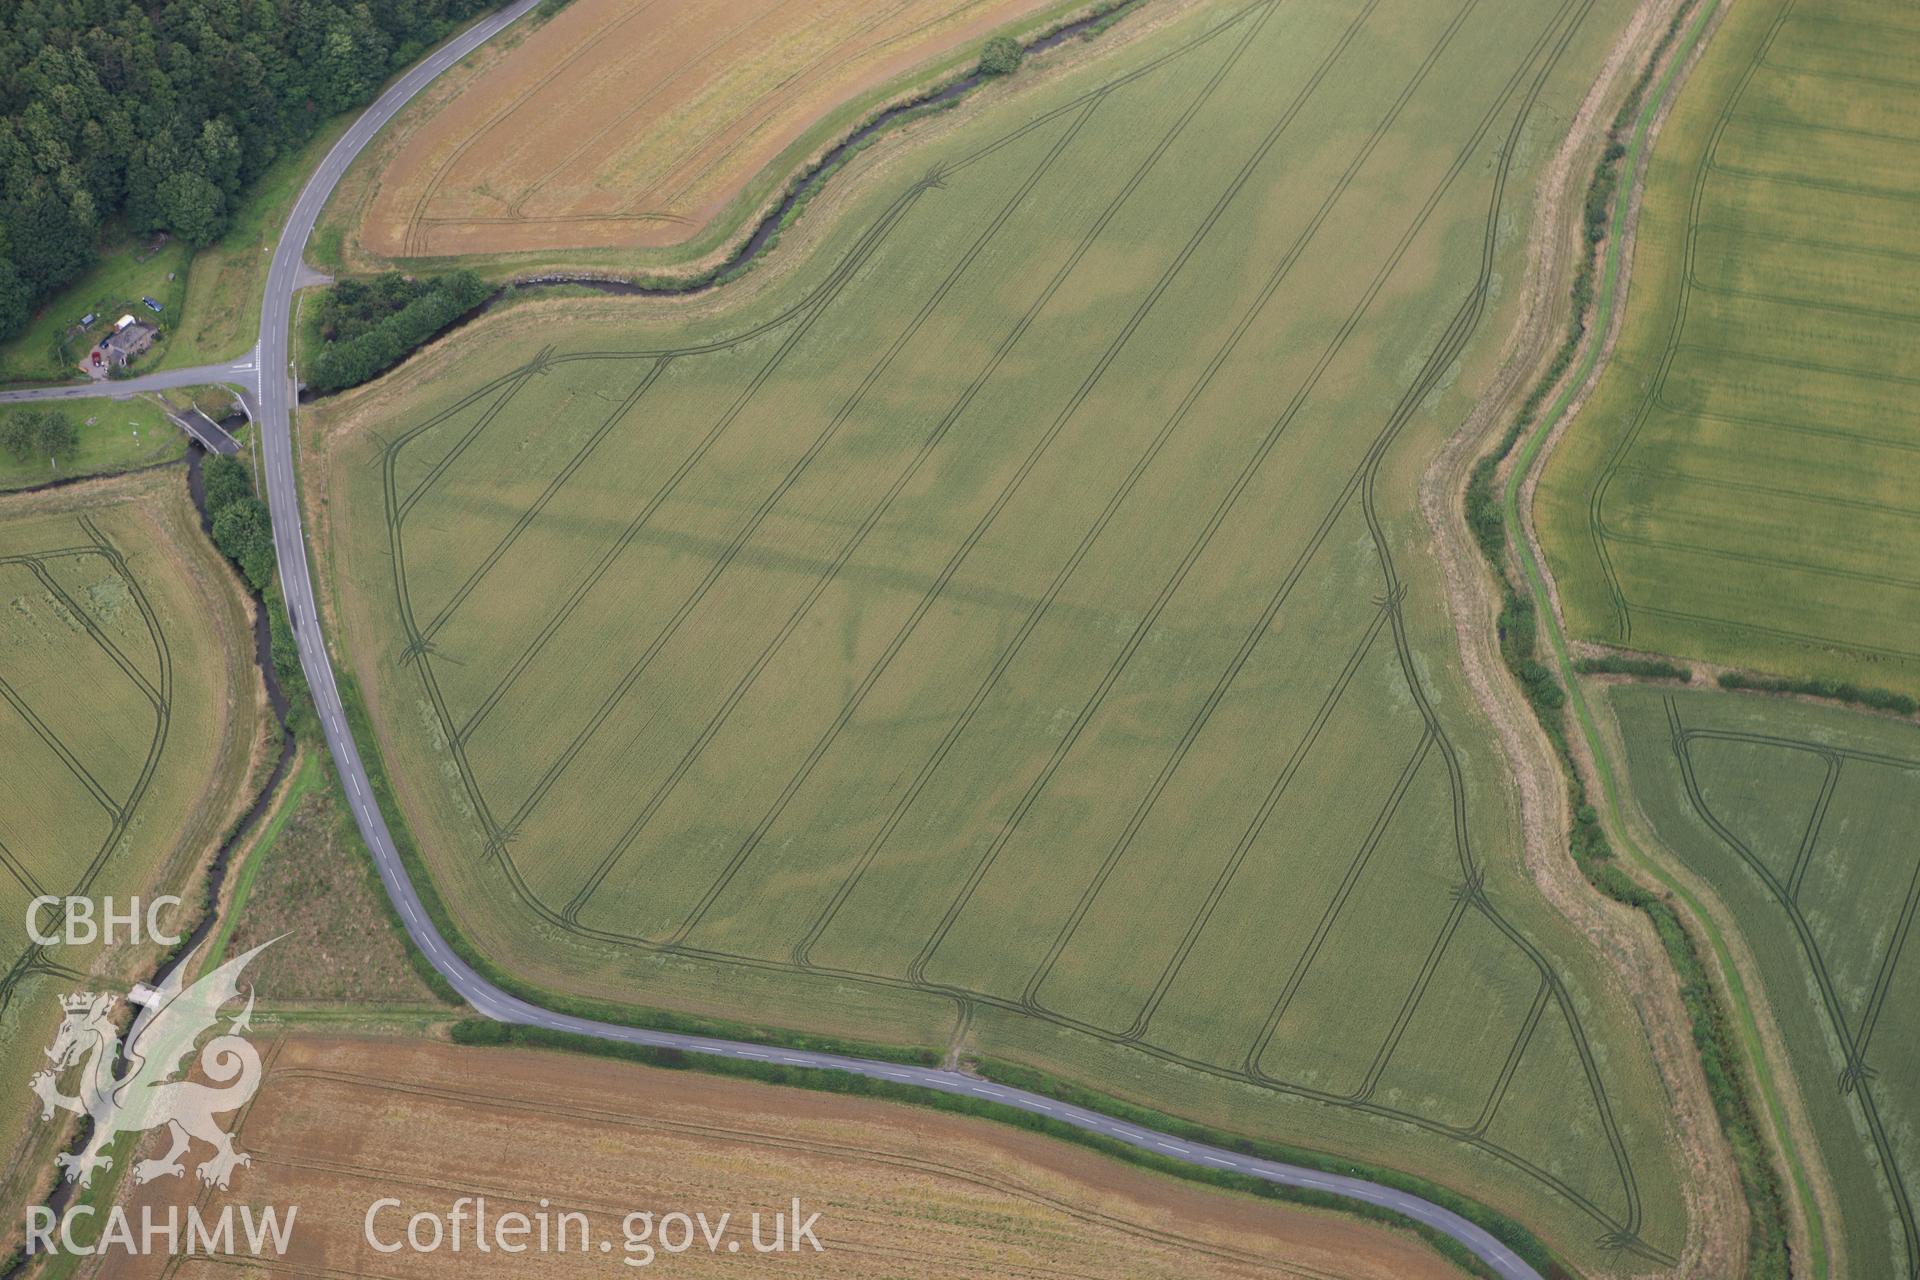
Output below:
[1466,0,1795,1273]
[446,1019,1500,1280]
[320,628,1578,1278]
[1715,672,1917,719]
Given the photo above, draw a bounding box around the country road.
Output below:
[0,353,260,406]
[4,4,1545,1275]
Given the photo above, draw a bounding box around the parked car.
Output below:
[141,296,163,313]
[79,313,96,328]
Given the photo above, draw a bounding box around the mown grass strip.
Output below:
[1473,1,1809,1274]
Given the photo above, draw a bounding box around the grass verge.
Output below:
[1573,655,1690,681]
[974,1059,1551,1279]
[325,656,939,1064]
[449,1020,1500,1280]
[205,750,325,969]
[1470,0,1803,1274]
[161,121,354,370]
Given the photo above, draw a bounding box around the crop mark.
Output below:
[371,0,1667,1250]
[1788,753,1840,901]
[1584,0,1800,645]
[1470,976,1554,1138]
[656,0,1285,946]
[1625,602,1920,665]
[1689,222,1920,268]
[264,1063,1311,1273]
[501,100,1104,849]
[1349,899,1476,1104]
[0,519,173,1019]
[1614,465,1920,523]
[1726,112,1920,148]
[413,358,671,645]
[1757,57,1920,95]
[498,0,813,224]
[643,0,1037,216]
[395,351,554,522]
[0,674,121,817]
[1243,735,1434,1075]
[1118,608,1391,1042]
[1853,854,1920,1064]
[981,0,1658,1239]
[447,186,926,748]
[624,0,924,215]
[0,837,46,898]
[558,95,1106,920]
[906,0,1485,991]
[1597,525,1920,594]
[1704,161,1920,209]
[1681,272,1920,325]
[1664,696,1919,1275]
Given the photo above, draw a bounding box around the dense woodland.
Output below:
[0,0,509,338]
[309,268,489,391]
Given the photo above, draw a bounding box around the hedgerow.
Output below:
[1463,3,1790,1273]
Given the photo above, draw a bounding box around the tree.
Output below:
[197,119,243,200]
[202,454,254,512]
[0,408,79,465]
[211,495,275,590]
[0,254,28,341]
[977,35,1023,77]
[37,411,77,464]
[0,413,37,462]
[157,170,227,246]
[0,0,518,325]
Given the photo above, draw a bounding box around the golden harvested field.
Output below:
[0,470,266,1244]
[110,1036,1463,1278]
[352,0,1069,261]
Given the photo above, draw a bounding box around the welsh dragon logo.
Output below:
[29,940,274,1190]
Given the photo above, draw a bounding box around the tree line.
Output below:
[308,270,490,393]
[202,450,312,722]
[0,0,509,338]
[203,452,273,590]
[0,407,78,466]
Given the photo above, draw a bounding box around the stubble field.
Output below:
[316,0,1693,1269]
[0,471,264,1239]
[337,0,1070,264]
[1608,685,1920,1279]
[108,1036,1464,1279]
[1536,0,1920,694]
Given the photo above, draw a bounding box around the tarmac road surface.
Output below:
[9,5,1548,1274]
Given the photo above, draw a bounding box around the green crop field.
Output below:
[1609,685,1920,1278]
[1537,0,1920,694]
[0,473,264,1227]
[316,0,1695,1267]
